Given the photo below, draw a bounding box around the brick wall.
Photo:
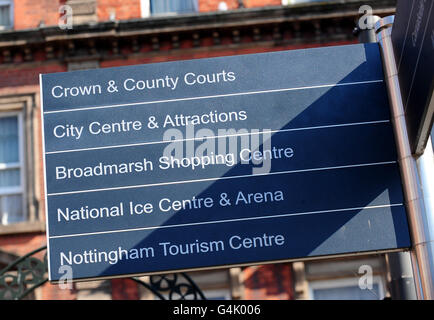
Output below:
[0,233,45,256]
[111,279,140,300]
[11,0,287,30]
[0,64,67,88]
[199,0,240,12]
[99,40,356,69]
[243,264,294,299]
[199,0,282,11]
[41,283,77,300]
[243,0,282,8]
[14,0,62,30]
[97,0,141,22]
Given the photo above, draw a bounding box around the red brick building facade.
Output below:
[0,0,397,300]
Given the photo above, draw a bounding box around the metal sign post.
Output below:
[356,14,417,300]
[375,16,434,300]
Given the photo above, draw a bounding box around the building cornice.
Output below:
[0,0,396,64]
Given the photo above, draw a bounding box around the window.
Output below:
[141,0,199,17]
[0,0,13,30]
[0,113,26,225]
[136,269,234,300]
[309,277,385,300]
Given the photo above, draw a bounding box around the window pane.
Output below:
[0,5,11,27]
[151,0,198,15]
[313,283,381,300]
[1,194,25,225]
[0,168,20,187]
[0,116,19,163]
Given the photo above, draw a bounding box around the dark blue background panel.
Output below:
[40,43,411,281]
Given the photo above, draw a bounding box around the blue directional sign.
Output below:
[392,0,434,155]
[40,43,411,281]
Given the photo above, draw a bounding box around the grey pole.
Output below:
[375,16,434,300]
[354,22,378,43]
[355,15,417,300]
[386,252,417,299]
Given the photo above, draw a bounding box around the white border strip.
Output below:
[40,74,52,281]
[45,120,390,155]
[47,160,397,197]
[43,79,384,115]
[49,203,404,239]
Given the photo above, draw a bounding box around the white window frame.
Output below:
[0,111,26,224]
[140,0,151,18]
[143,0,199,17]
[308,276,385,300]
[0,0,14,30]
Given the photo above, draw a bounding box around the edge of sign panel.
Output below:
[40,74,53,281]
[40,44,411,282]
[50,248,406,284]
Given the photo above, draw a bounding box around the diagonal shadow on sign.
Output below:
[90,46,411,280]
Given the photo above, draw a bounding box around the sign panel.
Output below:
[40,43,411,281]
[392,0,434,155]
